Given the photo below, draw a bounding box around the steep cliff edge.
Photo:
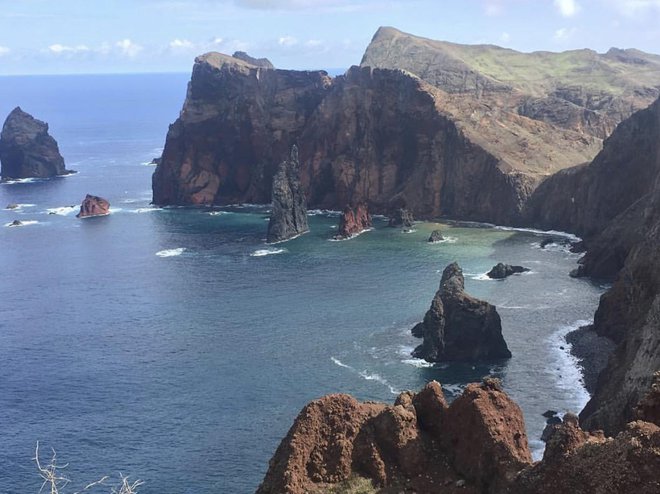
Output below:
[361,27,660,139]
[524,96,660,436]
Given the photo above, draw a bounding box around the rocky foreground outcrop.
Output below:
[0,107,73,180]
[258,379,660,493]
[411,263,511,362]
[77,194,110,218]
[152,26,645,224]
[257,379,531,494]
[334,204,371,239]
[266,146,309,243]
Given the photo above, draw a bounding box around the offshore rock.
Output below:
[388,208,414,228]
[256,380,531,494]
[411,262,511,362]
[266,146,309,243]
[76,194,110,218]
[487,263,530,279]
[428,229,444,243]
[334,203,371,239]
[0,107,73,180]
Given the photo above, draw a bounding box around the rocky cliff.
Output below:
[411,263,511,362]
[334,204,371,239]
[0,107,73,180]
[153,27,636,224]
[523,96,660,436]
[362,27,660,140]
[257,379,660,494]
[266,145,309,243]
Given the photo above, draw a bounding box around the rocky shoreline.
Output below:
[566,325,616,394]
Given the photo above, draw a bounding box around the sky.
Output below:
[0,0,659,75]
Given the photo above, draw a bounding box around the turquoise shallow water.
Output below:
[0,74,604,493]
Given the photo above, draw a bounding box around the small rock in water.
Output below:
[77,194,110,218]
[428,229,444,243]
[9,219,23,226]
[542,410,558,418]
[6,203,19,210]
[487,262,530,279]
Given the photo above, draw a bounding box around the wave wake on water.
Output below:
[250,248,287,257]
[330,357,399,394]
[5,220,39,227]
[156,248,186,257]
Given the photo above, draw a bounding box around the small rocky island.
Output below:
[77,194,110,218]
[388,207,414,228]
[412,262,511,361]
[428,229,444,243]
[333,204,371,240]
[0,107,74,180]
[266,145,309,243]
[487,262,530,279]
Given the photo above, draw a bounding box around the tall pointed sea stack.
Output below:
[412,262,511,362]
[0,107,73,180]
[266,145,309,243]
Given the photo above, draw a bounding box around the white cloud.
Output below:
[607,0,660,16]
[169,38,195,50]
[554,0,580,17]
[305,39,323,47]
[484,2,503,16]
[48,43,90,54]
[115,39,143,58]
[0,46,10,56]
[278,35,298,47]
[500,32,511,43]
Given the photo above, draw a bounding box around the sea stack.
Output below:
[77,194,110,218]
[266,145,309,243]
[334,204,371,239]
[412,262,511,362]
[388,207,414,228]
[0,107,73,180]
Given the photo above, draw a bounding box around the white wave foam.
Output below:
[250,248,286,257]
[470,272,495,281]
[495,226,580,242]
[429,235,457,244]
[331,357,399,394]
[207,211,229,216]
[330,357,351,369]
[2,177,38,184]
[442,383,467,396]
[401,358,435,368]
[328,227,373,242]
[548,319,593,413]
[308,209,341,217]
[5,203,36,210]
[130,207,162,214]
[156,248,186,257]
[46,206,78,216]
[402,228,417,234]
[5,220,39,227]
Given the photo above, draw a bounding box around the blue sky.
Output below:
[1,0,659,75]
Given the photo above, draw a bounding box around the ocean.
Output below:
[0,73,604,493]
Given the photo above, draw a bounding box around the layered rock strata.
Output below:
[0,107,73,180]
[266,146,309,243]
[334,203,371,239]
[411,263,511,362]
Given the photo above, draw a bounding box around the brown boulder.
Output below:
[77,194,110,218]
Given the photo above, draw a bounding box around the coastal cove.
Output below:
[0,74,604,493]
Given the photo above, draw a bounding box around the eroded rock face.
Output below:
[411,262,511,362]
[487,263,530,279]
[256,380,531,494]
[0,107,73,180]
[76,194,110,218]
[334,203,371,239]
[266,146,309,243]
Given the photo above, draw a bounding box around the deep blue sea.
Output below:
[0,74,605,494]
